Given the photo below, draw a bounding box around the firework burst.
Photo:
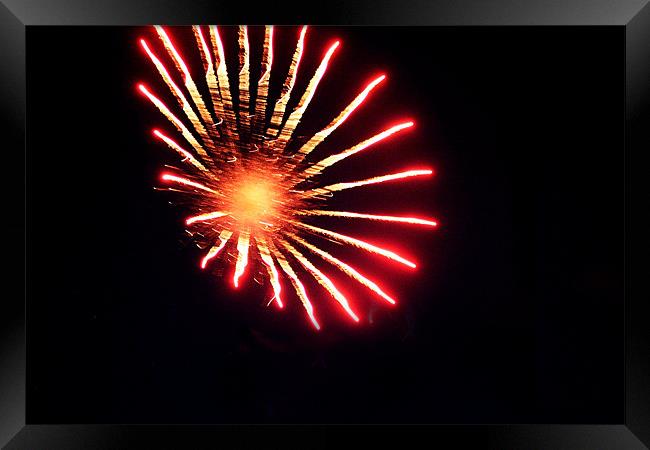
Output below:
[137,25,437,330]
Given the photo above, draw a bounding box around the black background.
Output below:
[26,26,622,424]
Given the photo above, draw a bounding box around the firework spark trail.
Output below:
[274,41,340,154]
[193,25,212,73]
[256,237,283,308]
[237,26,251,138]
[267,26,307,137]
[297,210,438,227]
[312,169,433,194]
[251,26,273,142]
[140,26,438,329]
[287,233,396,304]
[186,210,229,225]
[270,241,320,329]
[153,26,191,80]
[141,39,217,155]
[301,121,414,179]
[209,26,239,141]
[293,221,417,268]
[153,129,208,172]
[201,229,233,269]
[288,74,386,170]
[279,239,360,322]
[138,84,213,166]
[233,231,251,287]
[154,27,219,140]
[161,173,218,194]
[193,25,232,143]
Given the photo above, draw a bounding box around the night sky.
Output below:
[27,26,622,423]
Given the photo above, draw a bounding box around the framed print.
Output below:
[1,0,648,448]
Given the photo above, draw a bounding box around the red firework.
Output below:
[136,25,437,330]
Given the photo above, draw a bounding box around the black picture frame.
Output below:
[1,1,648,448]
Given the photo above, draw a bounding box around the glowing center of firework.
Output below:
[233,179,275,223]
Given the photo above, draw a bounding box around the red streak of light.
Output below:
[258,250,283,309]
[140,39,180,92]
[338,74,386,126]
[160,173,217,194]
[194,26,213,67]
[137,84,189,136]
[294,26,307,81]
[185,211,228,225]
[320,168,433,193]
[233,232,250,288]
[332,260,396,305]
[155,26,192,82]
[366,120,414,147]
[201,253,216,269]
[310,40,340,99]
[301,210,437,227]
[267,26,274,74]
[212,26,227,63]
[283,266,320,330]
[304,121,414,177]
[281,241,359,323]
[290,234,396,305]
[152,129,196,162]
[272,243,320,329]
[291,39,339,118]
[200,233,231,269]
[327,40,340,56]
[299,287,319,330]
[295,222,417,269]
[296,281,320,330]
